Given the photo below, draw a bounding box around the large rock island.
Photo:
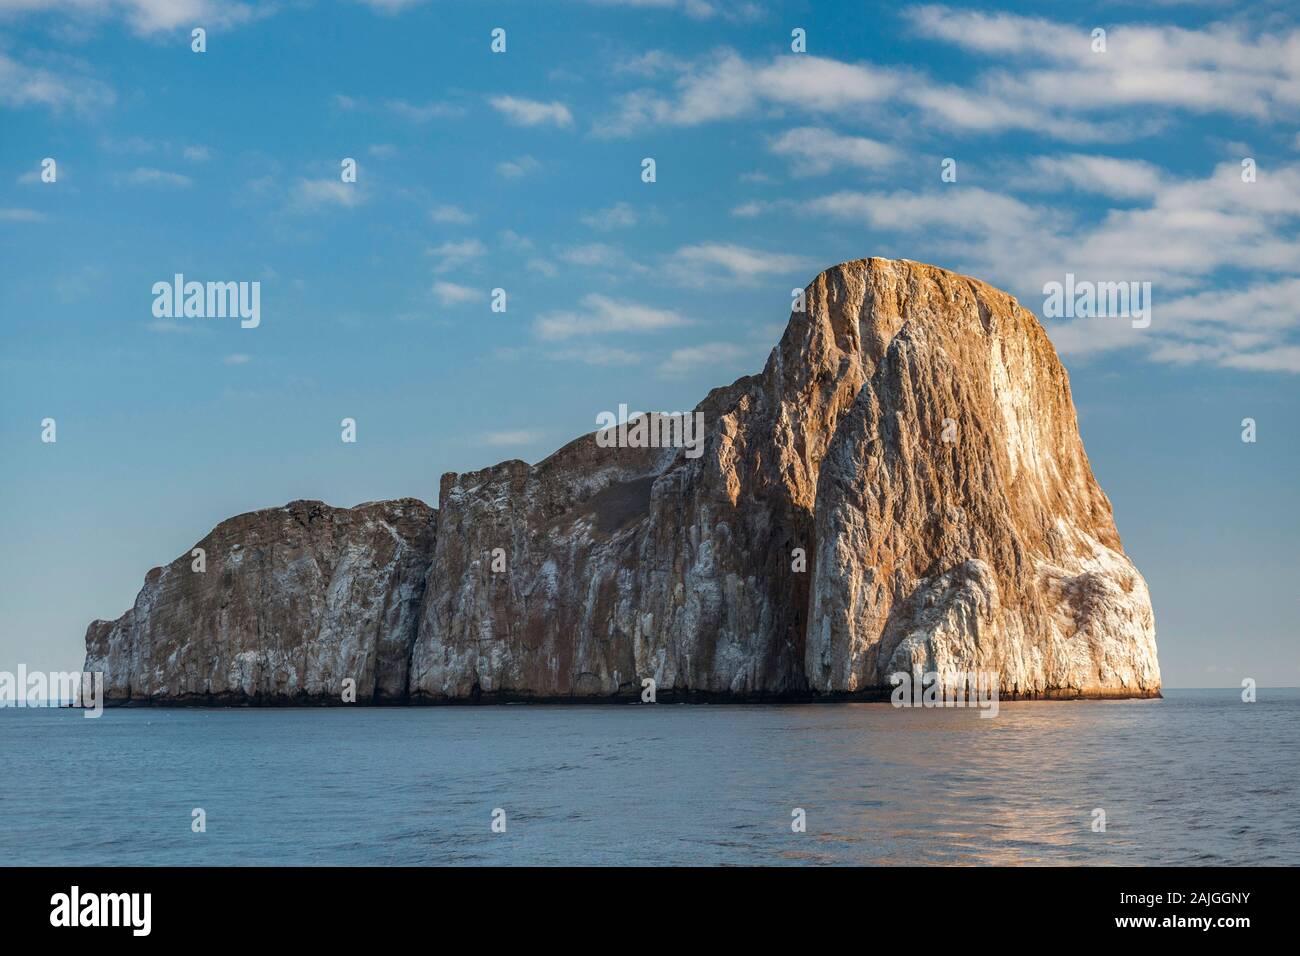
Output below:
[84,258,1161,703]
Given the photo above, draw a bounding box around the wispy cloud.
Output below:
[657,341,748,378]
[792,158,1300,375]
[432,281,479,306]
[769,126,897,176]
[0,0,268,36]
[546,344,642,366]
[1024,154,1165,200]
[558,243,623,268]
[496,155,540,179]
[119,167,193,187]
[386,99,464,122]
[356,0,429,14]
[0,51,115,115]
[594,50,901,137]
[428,239,487,273]
[581,0,759,20]
[596,11,1300,143]
[802,187,1040,234]
[664,242,811,286]
[292,178,363,209]
[489,95,574,128]
[907,5,1300,126]
[431,204,475,224]
[581,202,638,230]
[535,294,688,341]
[483,429,546,446]
[0,208,46,222]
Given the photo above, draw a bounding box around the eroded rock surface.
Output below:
[803,263,1159,697]
[84,499,435,702]
[85,258,1160,703]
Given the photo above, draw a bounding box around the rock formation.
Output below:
[84,258,1161,703]
[84,499,435,702]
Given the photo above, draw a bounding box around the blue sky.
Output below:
[1,0,1297,688]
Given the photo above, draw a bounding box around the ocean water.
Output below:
[2,689,1296,866]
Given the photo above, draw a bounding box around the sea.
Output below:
[2,688,1296,866]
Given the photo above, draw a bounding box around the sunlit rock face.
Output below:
[801,261,1160,698]
[86,259,1159,703]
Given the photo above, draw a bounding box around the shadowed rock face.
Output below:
[84,258,1160,703]
[84,499,436,703]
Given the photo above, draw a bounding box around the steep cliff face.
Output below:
[85,258,1160,703]
[802,263,1159,697]
[84,499,435,703]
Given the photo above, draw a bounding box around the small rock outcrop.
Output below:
[84,259,1160,703]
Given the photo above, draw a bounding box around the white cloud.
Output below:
[355,0,428,13]
[121,167,192,187]
[805,159,1300,375]
[546,344,642,366]
[292,178,362,209]
[596,50,901,136]
[223,353,251,365]
[535,293,688,341]
[581,0,758,19]
[1026,154,1165,199]
[499,230,533,251]
[428,239,487,273]
[0,51,114,115]
[558,243,621,267]
[0,208,45,222]
[769,126,898,176]
[496,155,540,179]
[483,429,546,446]
[386,99,463,122]
[658,341,748,377]
[182,145,211,162]
[596,12,1300,142]
[581,202,638,230]
[0,1,266,35]
[664,242,811,286]
[432,281,479,306]
[431,204,475,224]
[908,6,1300,124]
[1054,162,1300,291]
[804,187,1040,234]
[1138,278,1300,373]
[1219,347,1300,373]
[610,49,691,78]
[554,242,648,274]
[489,95,574,128]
